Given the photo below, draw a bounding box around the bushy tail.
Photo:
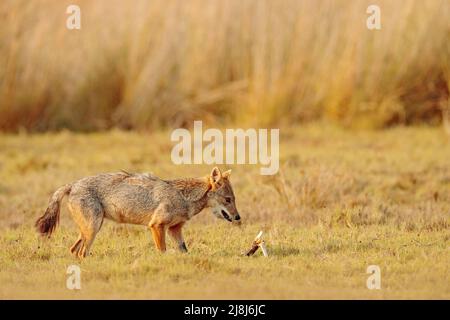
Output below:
[35,184,72,237]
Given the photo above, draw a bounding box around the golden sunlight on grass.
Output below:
[0,125,449,299]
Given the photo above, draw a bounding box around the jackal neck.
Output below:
[169,177,210,217]
[188,192,209,218]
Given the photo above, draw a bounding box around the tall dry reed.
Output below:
[0,0,448,131]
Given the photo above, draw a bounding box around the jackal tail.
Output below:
[35,184,72,237]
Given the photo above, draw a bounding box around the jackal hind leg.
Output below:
[168,222,187,252]
[77,215,103,259]
[68,199,104,259]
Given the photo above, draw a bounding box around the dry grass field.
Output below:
[0,125,449,299]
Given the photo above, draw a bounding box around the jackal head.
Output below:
[206,167,241,224]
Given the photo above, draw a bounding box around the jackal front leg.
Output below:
[149,223,167,252]
[168,222,188,252]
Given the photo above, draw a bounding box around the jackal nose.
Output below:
[234,214,241,221]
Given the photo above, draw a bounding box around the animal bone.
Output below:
[245,231,268,257]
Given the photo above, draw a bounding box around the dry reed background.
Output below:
[0,0,448,132]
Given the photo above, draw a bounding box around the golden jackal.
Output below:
[35,167,240,258]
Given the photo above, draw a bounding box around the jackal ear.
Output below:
[210,167,222,182]
[210,167,222,189]
[222,169,232,179]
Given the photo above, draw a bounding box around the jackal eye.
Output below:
[225,197,232,203]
